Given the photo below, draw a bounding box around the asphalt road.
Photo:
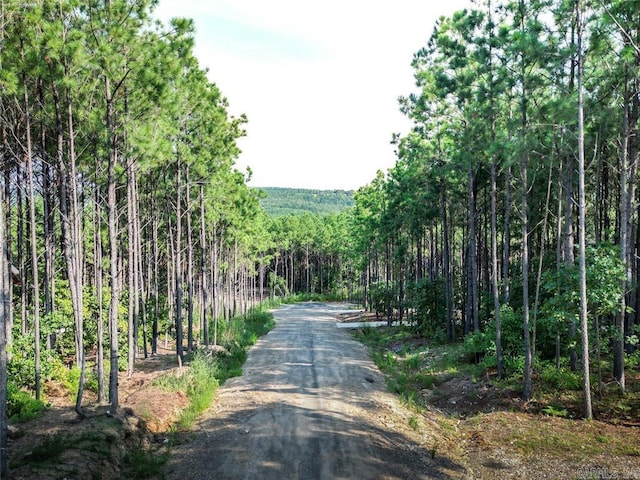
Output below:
[166,302,465,480]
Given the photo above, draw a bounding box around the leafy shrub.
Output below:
[7,383,47,421]
[540,363,582,391]
[541,404,568,417]
[368,281,399,318]
[407,277,446,336]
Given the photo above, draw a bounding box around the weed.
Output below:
[408,416,420,431]
[541,404,568,418]
[27,433,68,464]
[540,364,582,391]
[405,353,421,370]
[400,390,419,410]
[123,446,168,480]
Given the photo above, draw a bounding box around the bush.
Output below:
[407,277,446,336]
[540,363,582,391]
[7,383,47,421]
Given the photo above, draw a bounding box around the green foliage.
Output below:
[541,404,568,418]
[463,304,523,374]
[537,244,626,359]
[368,281,399,318]
[407,277,446,336]
[156,306,275,431]
[7,383,47,421]
[8,332,79,394]
[258,187,354,216]
[123,447,168,480]
[539,363,582,391]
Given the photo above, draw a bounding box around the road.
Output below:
[165,302,466,480]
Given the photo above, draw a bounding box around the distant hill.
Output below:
[256,187,355,216]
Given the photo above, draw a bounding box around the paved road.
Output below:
[166,302,465,480]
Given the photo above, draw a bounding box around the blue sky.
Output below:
[154,1,472,190]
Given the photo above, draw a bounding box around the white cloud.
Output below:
[154,0,473,190]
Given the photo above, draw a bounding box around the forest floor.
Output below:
[7,305,640,479]
[7,347,188,480]
[340,310,640,479]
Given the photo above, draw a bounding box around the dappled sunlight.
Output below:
[166,302,465,480]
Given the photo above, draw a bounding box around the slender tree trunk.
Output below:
[615,82,630,392]
[174,158,184,360]
[66,93,86,416]
[502,164,512,305]
[576,0,592,419]
[519,0,533,401]
[127,161,136,377]
[467,162,479,333]
[23,82,42,401]
[17,166,26,337]
[0,170,9,479]
[199,186,209,347]
[491,144,503,379]
[1,165,11,362]
[186,178,194,351]
[441,182,454,342]
[94,189,106,404]
[152,198,159,355]
[106,76,120,412]
[563,11,578,372]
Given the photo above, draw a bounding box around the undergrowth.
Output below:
[155,304,276,432]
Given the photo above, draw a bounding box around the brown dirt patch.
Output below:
[8,349,188,480]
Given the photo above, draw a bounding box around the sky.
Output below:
[153,1,473,191]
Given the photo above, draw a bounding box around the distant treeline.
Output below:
[257,187,354,216]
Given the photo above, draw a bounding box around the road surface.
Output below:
[166,302,466,479]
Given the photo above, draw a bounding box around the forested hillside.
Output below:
[257,187,354,216]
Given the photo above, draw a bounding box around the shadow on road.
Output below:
[166,302,467,480]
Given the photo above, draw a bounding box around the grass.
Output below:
[495,412,640,458]
[12,428,120,473]
[354,326,460,405]
[123,447,169,480]
[351,321,640,467]
[154,304,276,432]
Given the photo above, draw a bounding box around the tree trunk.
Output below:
[441,182,454,342]
[106,76,120,412]
[174,158,184,360]
[186,177,194,351]
[576,0,593,419]
[94,189,106,404]
[200,185,209,347]
[0,153,9,479]
[502,163,512,305]
[614,81,630,392]
[65,92,86,417]
[520,0,533,401]
[23,81,42,401]
[467,161,479,333]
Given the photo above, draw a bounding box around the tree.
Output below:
[576,0,592,419]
